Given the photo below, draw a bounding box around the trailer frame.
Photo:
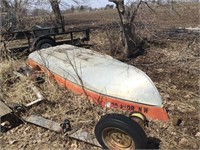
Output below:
[1,26,90,53]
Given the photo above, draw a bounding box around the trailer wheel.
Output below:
[95,114,147,150]
[35,39,55,50]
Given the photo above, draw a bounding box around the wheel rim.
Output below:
[102,127,135,150]
[40,43,52,49]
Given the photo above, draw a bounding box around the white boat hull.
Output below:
[27,44,169,121]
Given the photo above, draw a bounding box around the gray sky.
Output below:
[60,0,115,9]
[31,0,127,10]
[88,0,113,8]
[72,0,129,8]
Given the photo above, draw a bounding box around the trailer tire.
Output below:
[35,38,55,50]
[95,113,147,150]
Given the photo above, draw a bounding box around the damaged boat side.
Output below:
[27,44,169,121]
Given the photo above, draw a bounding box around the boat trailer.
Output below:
[0,69,148,149]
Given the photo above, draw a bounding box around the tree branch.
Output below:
[130,0,142,23]
[143,1,156,13]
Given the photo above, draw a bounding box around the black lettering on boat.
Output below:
[131,106,134,111]
[111,102,118,108]
[120,104,126,109]
[144,107,148,113]
[120,104,123,109]
[138,107,142,112]
[114,103,118,108]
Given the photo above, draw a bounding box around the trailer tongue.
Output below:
[27,44,169,122]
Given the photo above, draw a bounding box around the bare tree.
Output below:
[13,0,28,29]
[1,0,11,12]
[49,0,65,31]
[48,0,86,31]
[1,0,29,30]
[109,0,151,58]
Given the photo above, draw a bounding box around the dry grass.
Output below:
[21,3,199,30]
[0,2,199,150]
[0,37,199,149]
[0,60,123,150]
[130,39,200,149]
[0,60,33,104]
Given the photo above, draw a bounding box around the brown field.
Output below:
[0,2,199,150]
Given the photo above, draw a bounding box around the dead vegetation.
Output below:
[0,2,200,150]
[0,60,122,149]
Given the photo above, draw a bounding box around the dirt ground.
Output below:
[0,2,200,150]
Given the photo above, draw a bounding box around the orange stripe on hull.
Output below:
[27,59,169,122]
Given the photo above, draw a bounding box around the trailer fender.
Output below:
[31,36,56,51]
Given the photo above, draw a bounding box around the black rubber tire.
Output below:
[35,38,55,50]
[95,113,147,149]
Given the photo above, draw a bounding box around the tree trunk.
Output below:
[123,23,136,58]
[110,0,138,58]
[118,14,138,58]
[14,0,24,29]
[49,0,64,31]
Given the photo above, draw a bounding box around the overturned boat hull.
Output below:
[27,45,169,121]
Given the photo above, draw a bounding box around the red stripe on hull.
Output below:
[27,59,169,122]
